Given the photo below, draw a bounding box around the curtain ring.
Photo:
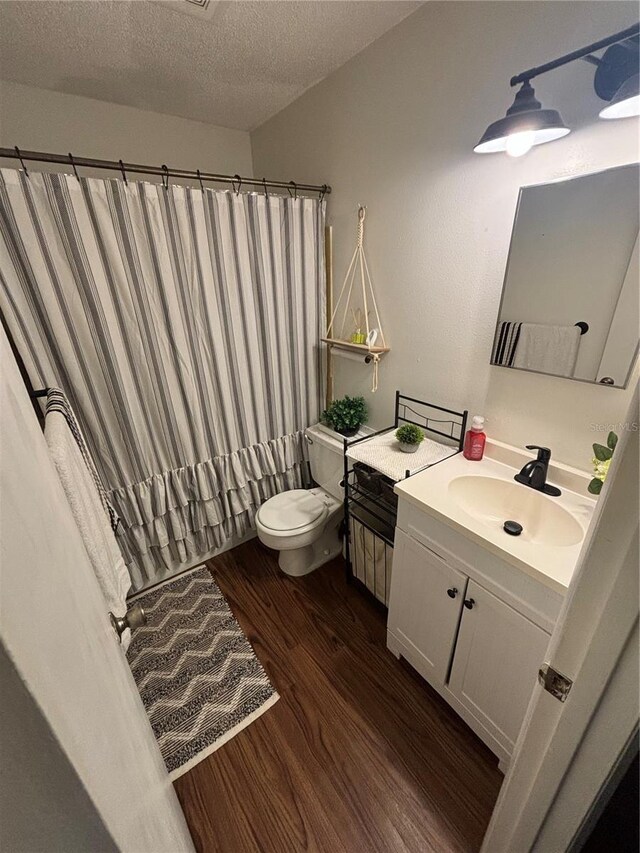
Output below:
[288,180,297,200]
[197,169,205,192]
[262,178,269,198]
[14,146,29,177]
[68,153,80,181]
[232,174,242,195]
[119,159,128,185]
[319,184,327,202]
[161,164,169,190]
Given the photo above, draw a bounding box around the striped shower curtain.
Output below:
[0,169,325,588]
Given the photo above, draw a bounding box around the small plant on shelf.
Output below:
[588,430,618,495]
[395,423,425,454]
[321,395,368,437]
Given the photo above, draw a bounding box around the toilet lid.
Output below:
[259,490,326,532]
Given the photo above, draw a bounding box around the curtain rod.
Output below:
[0,147,331,197]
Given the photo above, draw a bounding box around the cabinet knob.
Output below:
[447,587,458,598]
[463,598,475,609]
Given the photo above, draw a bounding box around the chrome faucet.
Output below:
[514,445,562,497]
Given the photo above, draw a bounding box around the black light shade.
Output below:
[595,40,639,119]
[474,81,570,155]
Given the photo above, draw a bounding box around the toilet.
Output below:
[256,423,345,576]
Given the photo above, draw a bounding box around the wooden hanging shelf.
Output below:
[321,337,390,355]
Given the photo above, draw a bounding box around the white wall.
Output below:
[0,80,252,178]
[598,236,640,385]
[252,1,640,469]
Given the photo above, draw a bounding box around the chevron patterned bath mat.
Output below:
[127,566,278,779]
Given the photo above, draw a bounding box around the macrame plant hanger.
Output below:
[322,206,389,392]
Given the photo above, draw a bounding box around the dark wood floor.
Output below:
[174,540,503,853]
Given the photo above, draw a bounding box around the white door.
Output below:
[481,389,639,853]
[448,580,550,755]
[0,327,194,852]
[387,529,467,685]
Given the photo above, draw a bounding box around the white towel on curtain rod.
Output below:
[45,406,132,649]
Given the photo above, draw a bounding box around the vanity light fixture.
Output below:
[474,81,569,157]
[475,23,639,156]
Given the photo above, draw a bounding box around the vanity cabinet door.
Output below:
[448,580,550,754]
[387,529,467,686]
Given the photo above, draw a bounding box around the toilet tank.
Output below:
[305,423,346,500]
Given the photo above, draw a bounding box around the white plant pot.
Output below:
[399,442,419,454]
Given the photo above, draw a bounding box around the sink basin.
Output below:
[395,440,596,591]
[448,475,584,547]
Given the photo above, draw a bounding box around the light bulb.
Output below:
[600,93,640,119]
[505,130,535,157]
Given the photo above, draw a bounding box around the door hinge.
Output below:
[538,662,573,702]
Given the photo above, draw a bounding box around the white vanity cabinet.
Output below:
[388,499,562,766]
[387,530,468,685]
[447,579,550,757]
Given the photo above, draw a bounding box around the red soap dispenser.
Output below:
[463,415,486,461]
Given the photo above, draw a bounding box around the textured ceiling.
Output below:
[0,1,422,131]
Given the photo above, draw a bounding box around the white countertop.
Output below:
[346,429,456,481]
[394,441,596,593]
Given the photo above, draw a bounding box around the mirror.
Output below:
[491,164,639,388]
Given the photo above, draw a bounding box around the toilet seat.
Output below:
[257,489,327,535]
[255,482,343,576]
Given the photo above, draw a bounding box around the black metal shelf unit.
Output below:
[342,392,468,610]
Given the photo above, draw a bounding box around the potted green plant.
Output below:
[395,423,425,453]
[321,395,367,437]
[588,430,618,494]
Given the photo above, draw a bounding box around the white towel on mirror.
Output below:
[45,410,132,650]
[512,323,581,377]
